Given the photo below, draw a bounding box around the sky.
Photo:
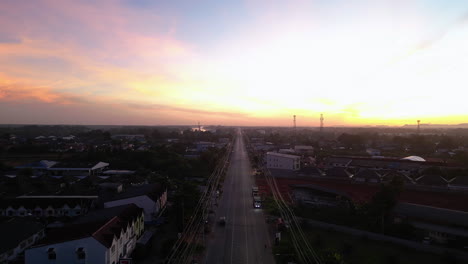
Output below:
[1,0,468,127]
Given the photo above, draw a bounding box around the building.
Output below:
[103,184,167,222]
[48,162,109,180]
[266,152,300,171]
[394,203,468,246]
[291,184,351,208]
[353,169,382,183]
[0,196,97,218]
[294,145,314,155]
[0,218,45,263]
[25,204,144,264]
[195,141,216,152]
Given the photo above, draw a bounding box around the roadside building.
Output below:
[0,218,45,263]
[266,152,300,171]
[25,204,144,264]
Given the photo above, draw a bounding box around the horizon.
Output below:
[1,1,468,126]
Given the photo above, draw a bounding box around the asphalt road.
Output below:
[204,129,275,264]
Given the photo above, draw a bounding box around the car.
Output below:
[219,216,226,226]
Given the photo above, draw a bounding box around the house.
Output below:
[0,218,45,263]
[353,169,382,183]
[0,196,97,218]
[266,152,301,171]
[103,184,167,222]
[25,204,144,264]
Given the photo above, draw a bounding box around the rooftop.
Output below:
[104,183,165,203]
[267,152,300,159]
[36,204,143,248]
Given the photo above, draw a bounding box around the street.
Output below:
[204,129,275,264]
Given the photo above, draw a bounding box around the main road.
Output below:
[204,129,275,264]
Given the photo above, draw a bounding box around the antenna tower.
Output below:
[320,114,324,133]
[417,120,420,134]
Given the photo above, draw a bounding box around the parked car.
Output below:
[219,216,226,226]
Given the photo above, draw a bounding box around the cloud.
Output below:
[126,102,250,118]
[0,80,86,105]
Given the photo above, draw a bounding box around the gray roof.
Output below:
[395,202,468,228]
[103,183,164,203]
[290,184,351,200]
[0,218,44,253]
[72,204,138,224]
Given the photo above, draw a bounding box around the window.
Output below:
[47,248,56,260]
[76,247,85,260]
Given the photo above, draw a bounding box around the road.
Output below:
[204,129,275,264]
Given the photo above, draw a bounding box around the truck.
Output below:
[253,195,262,208]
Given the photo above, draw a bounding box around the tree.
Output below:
[364,176,404,233]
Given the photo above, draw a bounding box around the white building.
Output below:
[0,196,97,218]
[25,204,144,264]
[266,152,301,171]
[103,184,167,222]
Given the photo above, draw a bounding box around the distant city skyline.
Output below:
[1,0,468,126]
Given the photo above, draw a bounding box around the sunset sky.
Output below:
[1,0,468,126]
